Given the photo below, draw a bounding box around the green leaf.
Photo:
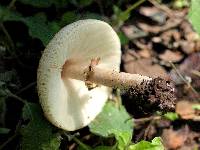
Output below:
[188,0,200,35]
[112,0,146,27]
[113,5,128,21]
[70,0,93,7]
[0,7,60,45]
[77,144,92,150]
[0,127,10,134]
[59,11,102,27]
[173,0,189,9]
[81,12,102,20]
[21,0,51,7]
[19,0,69,8]
[20,103,61,150]
[89,101,133,150]
[18,0,52,7]
[0,6,22,22]
[115,131,132,150]
[22,13,60,46]
[118,31,129,45]
[128,137,165,150]
[192,104,200,110]
[59,11,80,26]
[163,112,179,121]
[54,0,69,8]
[93,146,115,150]
[151,137,164,146]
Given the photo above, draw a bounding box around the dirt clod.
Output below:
[127,77,176,112]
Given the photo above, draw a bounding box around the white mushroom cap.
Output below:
[37,19,121,131]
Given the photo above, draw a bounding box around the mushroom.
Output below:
[37,19,175,131]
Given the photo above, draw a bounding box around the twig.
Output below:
[112,0,147,29]
[72,136,91,150]
[191,70,200,78]
[0,0,17,49]
[124,0,147,15]
[69,143,76,150]
[143,122,154,140]
[169,61,199,96]
[134,116,161,123]
[5,90,33,120]
[1,0,33,70]
[6,89,27,104]
[1,24,30,68]
[15,82,36,95]
[62,132,91,150]
[0,120,21,150]
[138,18,183,34]
[0,23,15,50]
[135,116,160,142]
[0,134,17,150]
[148,0,174,18]
[0,22,32,69]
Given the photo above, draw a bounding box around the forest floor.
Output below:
[0,0,200,149]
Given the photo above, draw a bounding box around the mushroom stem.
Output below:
[61,60,152,90]
[62,59,176,111]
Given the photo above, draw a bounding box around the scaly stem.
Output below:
[62,60,151,90]
[61,59,176,111]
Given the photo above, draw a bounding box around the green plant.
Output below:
[188,0,200,35]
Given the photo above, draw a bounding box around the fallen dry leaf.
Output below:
[176,101,196,120]
[180,21,196,36]
[137,49,151,58]
[162,127,188,150]
[121,25,147,40]
[137,18,182,34]
[139,6,167,25]
[160,29,181,49]
[185,32,199,42]
[134,41,152,58]
[176,100,200,121]
[180,40,196,54]
[170,52,200,88]
[122,50,167,78]
[158,49,183,62]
